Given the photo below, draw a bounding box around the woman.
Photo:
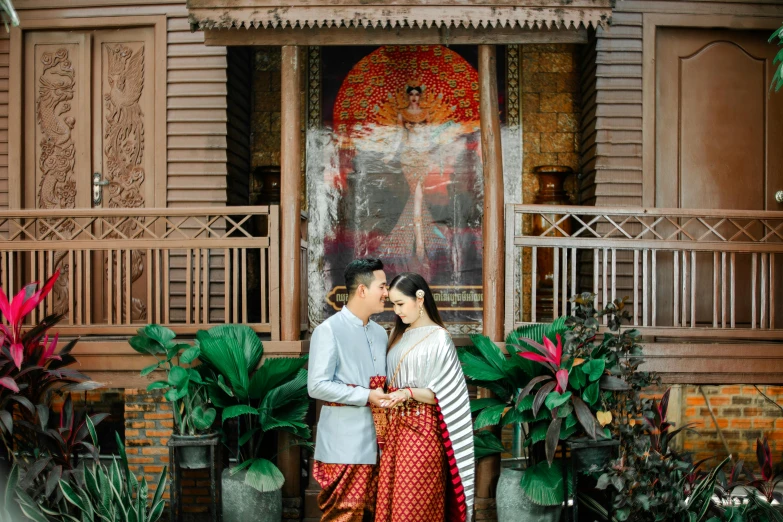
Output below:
[380,84,450,275]
[374,272,474,522]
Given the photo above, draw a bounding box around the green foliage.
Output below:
[770,24,783,92]
[129,324,217,436]
[195,324,310,493]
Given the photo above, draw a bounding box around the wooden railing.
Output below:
[0,206,284,339]
[505,205,783,342]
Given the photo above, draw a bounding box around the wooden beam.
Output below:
[202,25,588,46]
[280,45,303,342]
[480,44,504,343]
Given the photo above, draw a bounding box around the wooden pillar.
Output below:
[279,45,303,505]
[477,44,505,505]
[280,45,302,342]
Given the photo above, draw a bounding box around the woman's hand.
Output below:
[380,389,410,408]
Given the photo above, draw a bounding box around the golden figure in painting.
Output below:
[376,80,458,273]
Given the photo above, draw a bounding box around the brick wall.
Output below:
[680,385,783,466]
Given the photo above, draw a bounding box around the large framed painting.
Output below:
[307,45,516,334]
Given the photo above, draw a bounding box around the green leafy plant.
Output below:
[188,324,310,493]
[771,23,783,92]
[0,270,100,465]
[129,324,216,436]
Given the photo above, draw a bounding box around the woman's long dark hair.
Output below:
[387,272,445,350]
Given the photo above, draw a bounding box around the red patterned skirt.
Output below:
[374,400,446,522]
[312,461,379,522]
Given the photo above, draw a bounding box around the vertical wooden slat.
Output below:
[107,250,113,326]
[673,251,679,327]
[125,249,132,325]
[690,250,696,328]
[224,248,230,324]
[163,250,170,324]
[771,253,776,329]
[85,251,91,325]
[116,250,122,325]
[203,249,209,325]
[561,247,567,316]
[76,250,83,325]
[194,247,201,325]
[652,250,657,327]
[68,250,74,325]
[715,252,722,328]
[752,253,758,329]
[761,253,768,329]
[242,248,248,324]
[261,248,268,325]
[518,248,524,326]
[681,250,687,327]
[730,252,736,329]
[552,247,559,321]
[146,249,153,325]
[611,248,616,306]
[593,249,599,310]
[186,249,192,325]
[233,248,239,323]
[531,247,537,323]
[642,249,648,327]
[721,252,727,328]
[570,247,577,317]
[633,250,639,326]
[602,248,608,325]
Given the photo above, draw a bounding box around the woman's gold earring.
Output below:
[419,307,423,318]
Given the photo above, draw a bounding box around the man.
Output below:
[308,258,390,522]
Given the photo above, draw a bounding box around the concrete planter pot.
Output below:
[171,433,218,470]
[222,468,282,522]
[496,467,562,522]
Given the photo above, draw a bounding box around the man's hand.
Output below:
[368,388,391,408]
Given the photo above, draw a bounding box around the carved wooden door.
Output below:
[23,27,157,325]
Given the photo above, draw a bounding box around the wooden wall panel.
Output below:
[581,0,783,209]
[0,33,8,209]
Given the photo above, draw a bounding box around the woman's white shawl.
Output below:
[387,325,475,522]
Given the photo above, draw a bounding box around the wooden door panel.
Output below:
[93,28,156,323]
[655,29,783,327]
[23,32,92,317]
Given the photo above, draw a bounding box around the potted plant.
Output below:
[188,325,310,522]
[129,324,218,469]
[462,294,637,521]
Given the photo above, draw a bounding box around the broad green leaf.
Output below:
[140,362,162,376]
[198,337,250,400]
[473,404,506,430]
[249,356,308,401]
[202,324,264,372]
[581,359,605,382]
[544,391,571,412]
[181,346,201,365]
[470,397,506,413]
[459,351,507,382]
[143,325,176,346]
[582,381,600,405]
[520,460,570,507]
[168,366,188,388]
[473,431,505,459]
[243,458,285,493]
[192,406,216,431]
[528,422,548,445]
[260,369,308,415]
[469,334,506,373]
[146,380,169,391]
[222,404,259,423]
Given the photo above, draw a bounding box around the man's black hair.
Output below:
[344,258,384,297]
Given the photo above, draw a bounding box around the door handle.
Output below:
[776,191,783,204]
[93,172,110,205]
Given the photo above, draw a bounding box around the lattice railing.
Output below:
[0,206,282,338]
[505,205,783,340]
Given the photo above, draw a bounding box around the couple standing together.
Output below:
[307,258,475,522]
